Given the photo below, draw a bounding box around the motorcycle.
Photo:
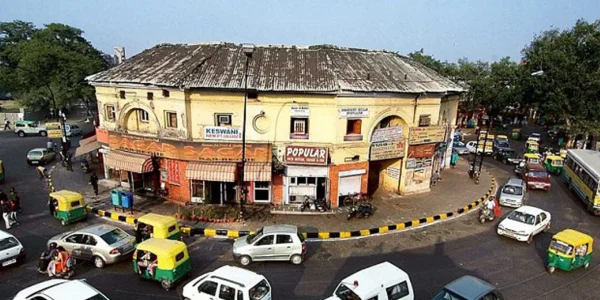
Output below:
[37,249,75,278]
[473,171,480,184]
[80,161,90,173]
[347,201,373,220]
[479,206,494,224]
[300,196,330,212]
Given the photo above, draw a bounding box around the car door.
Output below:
[533,214,544,235]
[538,212,549,232]
[194,279,219,300]
[216,283,237,300]
[274,234,294,260]
[252,235,275,260]
[72,234,96,261]
[62,233,84,257]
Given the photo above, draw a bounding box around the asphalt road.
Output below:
[1,126,600,300]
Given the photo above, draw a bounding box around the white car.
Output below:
[528,133,541,142]
[497,206,551,244]
[465,141,492,155]
[0,230,25,268]
[65,124,83,137]
[182,265,272,300]
[13,279,110,300]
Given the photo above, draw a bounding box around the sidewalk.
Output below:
[50,157,494,233]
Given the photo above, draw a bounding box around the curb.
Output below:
[48,166,497,241]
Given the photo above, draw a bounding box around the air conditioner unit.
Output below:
[218,115,231,125]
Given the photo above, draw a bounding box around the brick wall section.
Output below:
[328,161,369,208]
[161,159,190,205]
[272,173,284,205]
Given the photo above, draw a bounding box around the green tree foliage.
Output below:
[0,21,108,112]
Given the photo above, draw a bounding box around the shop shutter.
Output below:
[338,175,361,196]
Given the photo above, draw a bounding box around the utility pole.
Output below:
[239,44,255,221]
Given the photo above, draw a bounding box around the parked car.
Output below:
[14,120,47,137]
[326,261,414,300]
[493,149,520,165]
[527,133,542,142]
[65,124,83,137]
[433,275,503,300]
[232,224,306,266]
[497,205,551,243]
[13,279,110,300]
[47,224,136,268]
[0,230,25,268]
[499,178,526,207]
[26,148,56,165]
[452,141,470,155]
[182,265,272,300]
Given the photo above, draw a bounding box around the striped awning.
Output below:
[104,150,153,173]
[244,162,272,181]
[186,162,237,182]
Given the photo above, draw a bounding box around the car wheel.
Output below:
[40,131,47,137]
[238,255,252,266]
[17,131,25,137]
[527,234,534,244]
[161,280,172,290]
[93,256,105,268]
[547,265,555,274]
[290,254,304,265]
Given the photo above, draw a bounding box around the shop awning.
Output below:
[244,162,272,181]
[186,162,237,182]
[74,141,101,157]
[79,135,97,147]
[104,150,153,173]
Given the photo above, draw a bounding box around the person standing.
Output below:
[1,200,11,229]
[9,197,19,226]
[65,153,73,172]
[37,166,47,179]
[450,151,459,168]
[90,173,99,196]
[3,118,11,131]
[9,187,21,214]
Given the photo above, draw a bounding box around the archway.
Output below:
[117,103,160,136]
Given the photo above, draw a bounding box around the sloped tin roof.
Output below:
[86,42,464,94]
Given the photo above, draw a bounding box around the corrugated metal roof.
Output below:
[86,42,464,94]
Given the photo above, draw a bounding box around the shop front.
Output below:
[368,126,405,194]
[103,150,156,191]
[404,126,444,194]
[186,162,237,204]
[283,145,329,204]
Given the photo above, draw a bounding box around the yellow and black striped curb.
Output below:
[82,170,497,240]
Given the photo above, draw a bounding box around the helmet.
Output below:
[48,243,57,250]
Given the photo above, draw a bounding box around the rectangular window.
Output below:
[119,91,125,99]
[419,114,431,127]
[106,105,116,121]
[386,281,410,300]
[165,112,177,128]
[248,91,258,100]
[147,92,153,100]
[215,114,232,126]
[191,180,206,203]
[290,118,309,139]
[346,119,362,135]
[139,110,149,122]
[297,177,307,185]
[162,89,170,98]
[254,181,271,203]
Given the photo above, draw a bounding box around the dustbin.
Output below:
[111,189,122,207]
[121,192,134,213]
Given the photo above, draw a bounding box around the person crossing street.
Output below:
[90,173,99,196]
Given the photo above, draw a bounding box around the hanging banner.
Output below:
[45,122,63,139]
[409,126,445,145]
[290,106,310,117]
[203,126,242,141]
[371,127,403,143]
[339,107,370,118]
[370,140,405,161]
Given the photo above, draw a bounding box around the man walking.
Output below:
[65,153,73,172]
[90,173,99,196]
[1,199,11,229]
[9,196,19,226]
[3,118,11,131]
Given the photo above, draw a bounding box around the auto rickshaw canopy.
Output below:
[526,140,539,147]
[552,229,593,255]
[49,190,85,211]
[546,155,564,166]
[135,238,189,269]
[523,153,541,163]
[496,135,509,140]
[136,213,180,239]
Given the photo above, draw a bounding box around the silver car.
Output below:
[232,225,306,266]
[48,224,135,268]
[499,178,527,208]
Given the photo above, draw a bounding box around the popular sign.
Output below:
[45,122,63,139]
[290,106,310,117]
[204,126,242,141]
[285,146,328,165]
[371,126,403,143]
[339,107,369,118]
[370,140,405,161]
[408,126,445,145]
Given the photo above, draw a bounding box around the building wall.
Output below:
[160,159,190,204]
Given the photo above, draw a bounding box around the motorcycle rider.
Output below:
[483,196,496,219]
[39,243,58,274]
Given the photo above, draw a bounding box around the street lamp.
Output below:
[239,43,255,220]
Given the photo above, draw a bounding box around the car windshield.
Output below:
[528,171,548,178]
[504,150,516,157]
[0,237,19,251]
[29,151,43,157]
[498,141,510,148]
[432,288,468,300]
[100,228,129,245]
[249,279,271,300]
[503,185,523,195]
[549,239,573,255]
[508,211,536,225]
[247,228,264,244]
[334,283,362,300]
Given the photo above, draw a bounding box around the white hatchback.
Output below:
[0,230,25,268]
[497,206,551,244]
[182,265,272,300]
[13,279,109,300]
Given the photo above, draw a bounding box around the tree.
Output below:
[0,21,108,113]
[408,49,457,77]
[521,19,600,141]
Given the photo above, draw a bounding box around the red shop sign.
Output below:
[285,146,328,165]
[408,144,436,158]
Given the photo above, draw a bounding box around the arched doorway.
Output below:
[367,115,407,195]
[121,108,159,135]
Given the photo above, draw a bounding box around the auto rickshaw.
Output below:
[547,229,593,274]
[135,213,181,242]
[0,160,4,183]
[512,128,522,140]
[133,238,191,290]
[496,134,509,143]
[525,140,539,153]
[48,190,87,225]
[544,155,564,174]
[524,153,541,164]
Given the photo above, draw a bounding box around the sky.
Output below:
[1,0,599,63]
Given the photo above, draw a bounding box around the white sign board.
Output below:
[371,127,403,143]
[203,126,242,140]
[387,166,400,179]
[290,106,310,117]
[339,107,369,118]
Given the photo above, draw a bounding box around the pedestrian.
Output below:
[431,171,440,187]
[66,153,73,171]
[90,172,99,196]
[3,118,11,131]
[37,166,47,179]
[1,199,11,229]
[450,151,459,168]
[9,187,21,214]
[9,197,19,226]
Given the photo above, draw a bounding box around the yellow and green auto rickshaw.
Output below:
[133,238,191,290]
[544,155,564,174]
[524,153,541,165]
[496,134,509,144]
[135,213,181,242]
[525,140,539,154]
[48,190,87,226]
[0,160,4,183]
[547,229,593,274]
[512,128,522,140]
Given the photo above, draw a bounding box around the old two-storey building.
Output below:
[86,42,464,208]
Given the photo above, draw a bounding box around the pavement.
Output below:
[49,156,494,235]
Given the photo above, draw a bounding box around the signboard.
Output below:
[370,140,405,161]
[408,144,436,158]
[406,157,433,169]
[344,135,363,141]
[339,107,369,118]
[204,126,242,141]
[285,146,328,165]
[105,132,271,162]
[406,158,417,169]
[45,122,63,139]
[290,106,310,117]
[371,127,403,143]
[386,166,400,179]
[408,126,445,145]
[339,169,366,177]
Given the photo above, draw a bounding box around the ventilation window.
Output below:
[119,91,125,99]
[147,92,154,100]
[248,92,258,100]
[162,89,170,98]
